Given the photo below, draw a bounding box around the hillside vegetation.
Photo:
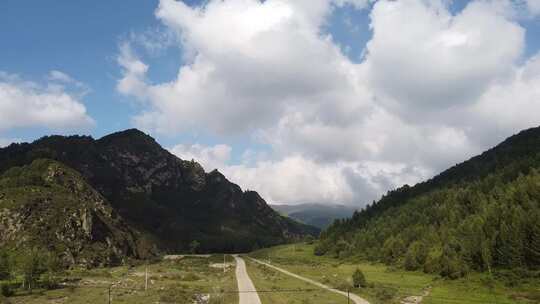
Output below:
[318,127,540,279]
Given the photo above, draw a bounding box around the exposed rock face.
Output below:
[0,129,318,264]
[0,160,143,267]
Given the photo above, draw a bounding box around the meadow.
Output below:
[249,243,540,304]
[0,255,238,304]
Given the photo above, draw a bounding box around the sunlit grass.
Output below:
[250,243,540,304]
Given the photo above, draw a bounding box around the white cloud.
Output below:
[169,143,232,171]
[119,0,540,206]
[0,71,94,131]
[120,0,371,135]
[469,52,540,142]
[0,138,15,148]
[48,70,75,83]
[365,0,524,118]
[526,0,540,15]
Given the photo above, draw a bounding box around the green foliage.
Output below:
[439,246,468,279]
[0,251,10,281]
[313,240,331,256]
[404,241,427,271]
[304,235,315,245]
[18,248,46,291]
[352,268,367,288]
[0,284,13,298]
[423,246,442,274]
[525,211,540,268]
[189,240,200,254]
[319,127,540,279]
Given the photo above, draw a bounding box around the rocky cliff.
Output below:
[0,129,317,266]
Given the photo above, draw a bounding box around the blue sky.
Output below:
[1,0,540,205]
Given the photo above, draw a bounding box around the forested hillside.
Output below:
[318,127,540,279]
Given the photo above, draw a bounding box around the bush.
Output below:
[0,251,10,281]
[423,247,442,274]
[40,275,60,290]
[404,241,427,271]
[375,287,397,301]
[439,249,468,279]
[313,244,326,256]
[352,268,367,288]
[0,284,13,298]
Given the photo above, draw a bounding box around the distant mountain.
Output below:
[319,126,540,278]
[271,203,356,229]
[0,129,317,267]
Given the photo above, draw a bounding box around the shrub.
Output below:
[404,241,428,271]
[352,268,367,288]
[313,244,326,256]
[375,287,397,301]
[189,240,200,254]
[40,275,60,290]
[0,251,10,281]
[0,284,13,297]
[423,247,442,274]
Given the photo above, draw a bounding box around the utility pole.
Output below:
[145,263,148,291]
[223,254,226,274]
[347,289,350,304]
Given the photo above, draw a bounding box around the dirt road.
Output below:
[234,255,262,304]
[249,257,370,304]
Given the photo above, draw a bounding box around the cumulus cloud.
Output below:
[169,143,232,171]
[0,71,94,131]
[119,0,371,135]
[118,0,540,206]
[365,0,524,119]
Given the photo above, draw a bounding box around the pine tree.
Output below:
[352,268,367,288]
[525,212,540,267]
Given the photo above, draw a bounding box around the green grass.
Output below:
[3,255,238,304]
[245,258,348,304]
[250,243,540,304]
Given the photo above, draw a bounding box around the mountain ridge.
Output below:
[318,126,540,278]
[271,203,357,229]
[0,129,318,266]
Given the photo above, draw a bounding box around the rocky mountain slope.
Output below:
[0,129,317,266]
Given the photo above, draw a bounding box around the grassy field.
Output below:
[249,243,540,304]
[1,255,238,304]
[245,257,348,304]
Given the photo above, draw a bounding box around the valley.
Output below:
[2,128,540,304]
[2,244,539,303]
[3,1,540,303]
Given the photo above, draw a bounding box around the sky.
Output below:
[1,0,540,207]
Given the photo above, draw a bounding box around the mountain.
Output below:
[0,129,317,267]
[318,126,540,279]
[271,203,357,229]
[0,159,141,267]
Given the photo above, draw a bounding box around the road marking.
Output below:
[234,255,262,304]
[249,257,371,304]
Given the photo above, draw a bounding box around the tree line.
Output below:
[0,248,63,297]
